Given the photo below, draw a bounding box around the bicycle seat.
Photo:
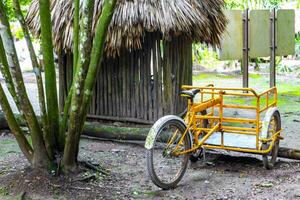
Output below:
[181,89,200,98]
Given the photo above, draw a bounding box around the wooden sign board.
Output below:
[218,10,243,60]
[276,9,295,56]
[249,10,270,58]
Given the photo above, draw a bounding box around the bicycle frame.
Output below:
[171,85,283,156]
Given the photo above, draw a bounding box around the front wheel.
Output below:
[146,116,192,189]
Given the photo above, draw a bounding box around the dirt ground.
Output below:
[1,71,300,199]
[0,134,300,200]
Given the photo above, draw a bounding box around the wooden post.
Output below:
[242,9,249,89]
[270,8,277,87]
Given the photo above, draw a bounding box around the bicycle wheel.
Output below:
[262,111,281,169]
[146,116,192,189]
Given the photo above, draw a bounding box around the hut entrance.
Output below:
[59,33,192,124]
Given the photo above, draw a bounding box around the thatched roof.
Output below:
[26,0,227,57]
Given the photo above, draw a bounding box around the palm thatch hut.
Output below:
[26,0,227,124]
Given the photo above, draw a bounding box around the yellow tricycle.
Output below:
[145,84,283,189]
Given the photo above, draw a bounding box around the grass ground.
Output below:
[193,72,300,113]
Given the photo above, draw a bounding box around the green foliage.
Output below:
[14,27,24,40]
[3,0,31,20]
[192,43,219,68]
[0,187,8,196]
[224,0,289,9]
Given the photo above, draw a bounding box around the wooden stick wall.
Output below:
[59,33,192,123]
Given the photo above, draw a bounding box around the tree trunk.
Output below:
[277,147,300,160]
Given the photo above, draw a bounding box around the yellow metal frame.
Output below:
[172,84,283,156]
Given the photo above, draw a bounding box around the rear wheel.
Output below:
[262,111,281,169]
[146,117,191,189]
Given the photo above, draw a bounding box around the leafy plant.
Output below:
[224,0,289,9]
[3,0,31,20]
[14,27,24,40]
[0,187,8,196]
[192,43,219,69]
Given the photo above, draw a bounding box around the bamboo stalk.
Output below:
[0,1,49,167]
[38,0,60,150]
[73,0,80,76]
[64,0,95,171]
[62,0,117,171]
[13,0,52,159]
[79,0,117,125]
[0,36,23,117]
[0,85,33,162]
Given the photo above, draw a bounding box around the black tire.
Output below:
[262,111,281,169]
[146,116,192,190]
[189,110,209,163]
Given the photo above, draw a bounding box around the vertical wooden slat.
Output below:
[116,56,120,117]
[163,41,173,115]
[114,58,118,117]
[157,36,163,118]
[134,50,140,119]
[108,59,113,116]
[122,50,126,118]
[66,52,73,94]
[104,61,108,115]
[147,35,153,121]
[152,36,158,120]
[126,51,131,117]
[130,52,135,118]
[58,51,65,112]
[111,58,116,116]
[140,48,145,120]
[180,40,188,112]
[188,42,193,85]
[143,35,150,120]
[99,62,104,115]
